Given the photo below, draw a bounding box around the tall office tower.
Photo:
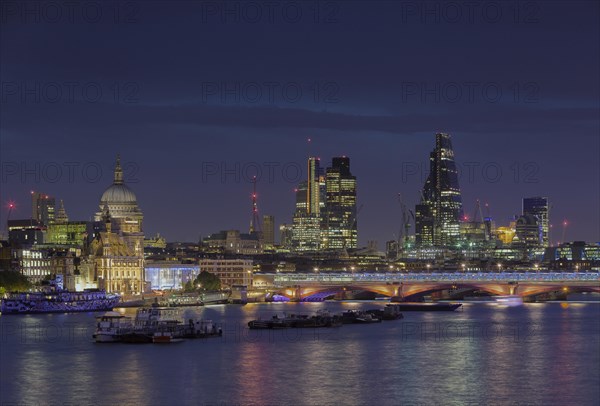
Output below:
[415,133,464,247]
[307,157,323,215]
[523,197,549,247]
[31,191,56,225]
[291,158,325,252]
[324,157,358,249]
[262,215,275,246]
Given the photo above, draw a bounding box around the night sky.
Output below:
[1,1,598,245]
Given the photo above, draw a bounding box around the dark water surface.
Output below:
[1,302,599,406]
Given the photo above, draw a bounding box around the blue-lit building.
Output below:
[144,261,200,290]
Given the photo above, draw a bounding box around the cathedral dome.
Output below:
[100,184,137,204]
[95,155,143,222]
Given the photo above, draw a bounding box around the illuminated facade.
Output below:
[12,248,52,284]
[45,222,88,246]
[144,261,199,290]
[291,159,326,252]
[324,157,357,249]
[86,156,145,294]
[203,230,262,255]
[45,201,88,246]
[144,233,167,249]
[523,197,549,247]
[415,133,463,248]
[199,259,253,289]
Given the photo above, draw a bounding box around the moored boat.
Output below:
[248,310,342,329]
[387,302,462,311]
[152,331,184,344]
[1,290,120,314]
[93,311,132,343]
[354,313,381,324]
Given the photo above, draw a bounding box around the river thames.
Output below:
[1,301,599,406]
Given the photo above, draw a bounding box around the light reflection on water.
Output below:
[1,302,599,406]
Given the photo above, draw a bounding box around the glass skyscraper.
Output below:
[291,158,325,251]
[324,157,358,250]
[415,133,463,247]
[523,196,549,247]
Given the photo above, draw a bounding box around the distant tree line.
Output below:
[0,271,32,294]
[183,271,221,292]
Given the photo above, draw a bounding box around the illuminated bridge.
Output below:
[271,272,600,301]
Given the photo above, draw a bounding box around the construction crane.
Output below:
[7,202,14,222]
[351,204,364,233]
[472,199,485,223]
[3,201,15,239]
[397,193,414,254]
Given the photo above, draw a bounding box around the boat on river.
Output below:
[93,311,132,343]
[387,302,462,312]
[248,310,342,329]
[94,306,222,343]
[1,290,120,314]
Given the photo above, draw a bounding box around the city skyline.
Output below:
[2,1,599,245]
[2,132,598,247]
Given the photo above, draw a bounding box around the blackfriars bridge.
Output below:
[268,272,600,301]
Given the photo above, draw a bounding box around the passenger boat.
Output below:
[93,311,132,343]
[95,305,222,343]
[494,295,524,306]
[1,290,120,314]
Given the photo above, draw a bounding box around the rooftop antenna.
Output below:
[561,219,568,245]
[249,176,262,237]
[4,201,15,237]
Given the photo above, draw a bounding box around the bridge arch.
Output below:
[276,285,398,300]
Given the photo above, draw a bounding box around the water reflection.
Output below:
[1,303,598,405]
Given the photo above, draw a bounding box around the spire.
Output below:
[114,154,124,185]
[55,199,69,223]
